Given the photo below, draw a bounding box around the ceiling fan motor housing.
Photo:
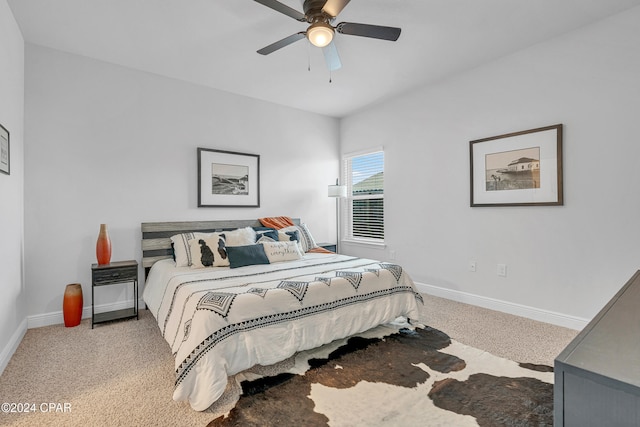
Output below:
[303,0,335,22]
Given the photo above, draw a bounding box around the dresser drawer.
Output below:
[92,266,138,285]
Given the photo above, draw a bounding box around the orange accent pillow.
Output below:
[307,247,334,254]
[258,216,295,230]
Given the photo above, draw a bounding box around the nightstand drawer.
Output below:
[91,259,139,328]
[92,266,138,285]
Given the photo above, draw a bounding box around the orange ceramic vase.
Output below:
[96,223,112,265]
[63,283,83,327]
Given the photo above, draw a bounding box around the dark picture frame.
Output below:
[470,124,563,207]
[197,148,260,207]
[0,123,9,175]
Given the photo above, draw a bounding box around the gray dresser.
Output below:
[554,270,640,426]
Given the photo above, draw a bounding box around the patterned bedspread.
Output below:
[143,253,423,411]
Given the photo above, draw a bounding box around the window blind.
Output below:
[342,150,384,241]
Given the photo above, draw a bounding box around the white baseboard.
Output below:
[415,282,589,331]
[5,287,586,375]
[0,317,27,376]
[27,298,145,329]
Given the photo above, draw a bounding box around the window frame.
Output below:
[341,147,385,246]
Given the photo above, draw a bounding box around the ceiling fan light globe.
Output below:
[307,23,334,47]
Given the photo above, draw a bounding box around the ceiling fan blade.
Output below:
[257,32,306,55]
[322,41,342,71]
[253,0,306,21]
[322,0,351,18]
[336,22,401,41]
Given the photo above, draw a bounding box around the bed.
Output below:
[141,218,423,411]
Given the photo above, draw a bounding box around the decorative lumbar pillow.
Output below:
[226,244,270,269]
[262,241,303,264]
[223,227,257,247]
[279,224,318,252]
[188,234,229,268]
[171,232,213,267]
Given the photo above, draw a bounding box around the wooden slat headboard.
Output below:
[141,218,300,275]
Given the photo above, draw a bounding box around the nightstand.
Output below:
[91,260,138,328]
[317,242,337,253]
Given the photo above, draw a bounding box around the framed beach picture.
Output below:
[470,124,563,207]
[198,148,260,207]
[0,124,9,175]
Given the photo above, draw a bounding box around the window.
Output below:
[342,149,384,243]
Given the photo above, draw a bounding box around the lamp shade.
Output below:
[328,184,347,198]
[307,22,334,48]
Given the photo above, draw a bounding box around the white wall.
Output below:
[340,6,640,327]
[0,0,25,373]
[24,44,340,324]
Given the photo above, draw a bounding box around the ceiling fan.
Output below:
[253,0,401,71]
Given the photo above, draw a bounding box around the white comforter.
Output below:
[143,253,423,411]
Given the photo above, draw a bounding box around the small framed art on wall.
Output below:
[470,124,563,207]
[197,148,260,207]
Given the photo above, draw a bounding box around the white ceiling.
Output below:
[8,0,640,118]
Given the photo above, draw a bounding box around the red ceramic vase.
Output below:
[63,283,83,327]
[96,223,112,265]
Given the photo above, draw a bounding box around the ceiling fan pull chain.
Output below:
[329,68,332,83]
[307,41,311,72]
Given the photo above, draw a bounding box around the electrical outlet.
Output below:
[469,261,477,272]
[497,264,507,277]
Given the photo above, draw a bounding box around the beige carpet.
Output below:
[0,294,577,427]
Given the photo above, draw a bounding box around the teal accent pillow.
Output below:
[226,244,270,269]
[253,226,278,241]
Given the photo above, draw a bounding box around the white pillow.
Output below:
[262,241,303,264]
[223,226,257,247]
[278,229,301,253]
[188,234,230,268]
[171,232,212,267]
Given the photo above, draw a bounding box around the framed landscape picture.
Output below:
[470,124,563,207]
[0,124,9,175]
[198,148,260,207]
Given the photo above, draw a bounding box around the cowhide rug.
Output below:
[205,324,554,427]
